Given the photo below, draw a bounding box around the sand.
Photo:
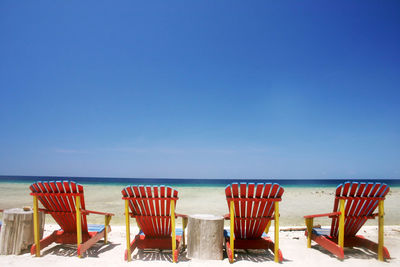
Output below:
[1,183,400,225]
[1,183,399,265]
[0,224,399,266]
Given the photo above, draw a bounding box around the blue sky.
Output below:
[1,1,399,179]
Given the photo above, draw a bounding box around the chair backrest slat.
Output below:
[344,183,366,237]
[226,182,284,240]
[30,180,88,233]
[249,184,264,238]
[145,186,158,236]
[348,182,374,235]
[239,183,247,238]
[259,184,282,237]
[246,183,255,238]
[160,186,167,236]
[351,183,389,236]
[49,181,73,232]
[132,186,149,234]
[254,183,272,238]
[122,185,178,238]
[330,182,390,237]
[57,181,74,232]
[167,187,174,235]
[153,186,161,236]
[139,186,153,235]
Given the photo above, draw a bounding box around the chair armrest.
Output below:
[304,211,341,219]
[82,209,115,216]
[223,213,230,220]
[370,212,378,219]
[175,213,188,219]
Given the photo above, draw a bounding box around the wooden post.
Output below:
[274,201,279,263]
[171,199,176,263]
[187,214,224,260]
[338,199,345,249]
[378,200,384,261]
[75,196,82,258]
[125,199,131,262]
[33,196,40,257]
[0,208,44,255]
[305,218,313,248]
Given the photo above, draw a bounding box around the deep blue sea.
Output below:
[0,175,399,187]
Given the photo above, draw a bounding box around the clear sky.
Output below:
[1,1,399,179]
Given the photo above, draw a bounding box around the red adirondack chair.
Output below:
[30,180,114,257]
[122,185,188,262]
[304,181,390,261]
[224,182,284,263]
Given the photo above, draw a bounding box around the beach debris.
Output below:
[281,224,321,232]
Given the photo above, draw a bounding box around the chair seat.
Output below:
[223,229,269,239]
[311,228,331,236]
[88,224,105,233]
[55,224,106,233]
[138,228,184,237]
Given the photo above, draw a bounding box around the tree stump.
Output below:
[0,208,45,255]
[187,214,224,260]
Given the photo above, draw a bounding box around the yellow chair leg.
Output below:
[378,200,384,261]
[76,196,82,258]
[230,200,235,262]
[125,200,131,262]
[171,200,176,263]
[305,218,313,248]
[338,199,345,249]
[104,215,111,244]
[182,217,188,248]
[274,202,280,263]
[33,195,41,257]
[265,220,271,235]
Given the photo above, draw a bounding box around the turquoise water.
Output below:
[1,176,399,226]
[1,175,399,187]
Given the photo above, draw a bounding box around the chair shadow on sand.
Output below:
[132,249,190,262]
[226,249,290,263]
[134,248,286,263]
[311,244,384,260]
[39,241,119,258]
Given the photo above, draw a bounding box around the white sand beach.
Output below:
[1,183,399,266]
[0,224,399,266]
[1,184,400,226]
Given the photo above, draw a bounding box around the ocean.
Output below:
[1,175,399,187]
[1,176,399,226]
